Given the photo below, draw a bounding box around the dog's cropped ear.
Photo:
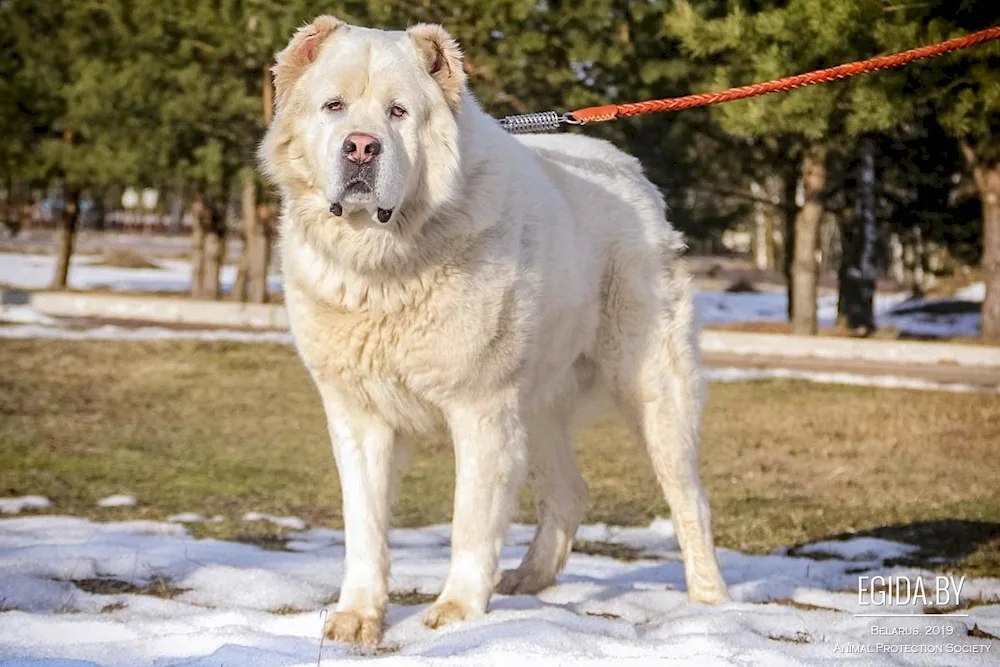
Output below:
[272,15,343,109]
[407,24,466,111]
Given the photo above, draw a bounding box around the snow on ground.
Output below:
[0,516,997,666]
[95,496,136,509]
[0,497,53,515]
[874,282,985,340]
[793,538,919,562]
[0,304,59,326]
[694,287,984,339]
[705,367,993,394]
[957,282,986,302]
[0,293,983,349]
[0,323,295,344]
[0,253,281,295]
[881,301,982,339]
[0,323,990,392]
[1,252,983,339]
[694,289,913,329]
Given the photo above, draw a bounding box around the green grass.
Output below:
[1,339,999,576]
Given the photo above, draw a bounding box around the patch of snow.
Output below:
[0,497,52,515]
[3,321,989,393]
[0,305,58,325]
[177,565,333,612]
[796,537,919,562]
[0,324,293,344]
[956,282,986,302]
[242,513,309,531]
[95,495,135,508]
[0,253,281,295]
[706,367,994,394]
[0,516,998,666]
[882,307,981,339]
[694,290,789,325]
[696,288,981,339]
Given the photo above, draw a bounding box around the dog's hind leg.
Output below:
[496,407,588,595]
[632,325,730,604]
[602,263,730,605]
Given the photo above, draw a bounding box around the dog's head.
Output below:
[259,17,465,231]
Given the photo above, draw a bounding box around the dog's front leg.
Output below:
[317,384,396,646]
[424,393,528,629]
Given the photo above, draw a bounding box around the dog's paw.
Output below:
[324,609,383,646]
[495,567,555,595]
[422,598,477,629]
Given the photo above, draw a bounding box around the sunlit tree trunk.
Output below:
[51,187,81,289]
[190,192,208,298]
[791,142,827,335]
[963,142,1000,340]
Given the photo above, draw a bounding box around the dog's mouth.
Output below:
[343,179,372,196]
[329,163,393,224]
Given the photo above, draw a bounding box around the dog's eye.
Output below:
[389,104,407,119]
[322,99,344,113]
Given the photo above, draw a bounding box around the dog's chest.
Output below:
[285,277,512,435]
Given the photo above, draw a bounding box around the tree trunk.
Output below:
[50,187,81,289]
[190,193,207,298]
[232,239,250,301]
[244,174,270,304]
[982,166,1000,340]
[840,134,878,334]
[232,174,253,302]
[249,203,272,303]
[246,62,276,304]
[889,232,904,285]
[190,191,225,299]
[751,181,769,270]
[169,191,185,234]
[791,142,827,335]
[912,226,925,294]
[973,163,1000,340]
[836,211,852,328]
[783,173,798,320]
[203,224,225,300]
[959,142,1000,339]
[751,177,780,272]
[764,175,779,271]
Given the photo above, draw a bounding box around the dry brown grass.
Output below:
[389,590,438,605]
[1,339,998,576]
[71,575,187,599]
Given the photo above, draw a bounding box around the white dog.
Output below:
[259,16,730,646]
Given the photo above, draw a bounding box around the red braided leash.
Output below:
[568,25,1000,125]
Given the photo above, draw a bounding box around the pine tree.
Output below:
[665,0,917,334]
[902,6,1000,339]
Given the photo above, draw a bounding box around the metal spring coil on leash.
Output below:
[496,110,577,134]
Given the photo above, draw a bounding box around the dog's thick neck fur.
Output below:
[271,89,517,313]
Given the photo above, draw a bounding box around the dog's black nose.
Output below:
[342,134,381,163]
